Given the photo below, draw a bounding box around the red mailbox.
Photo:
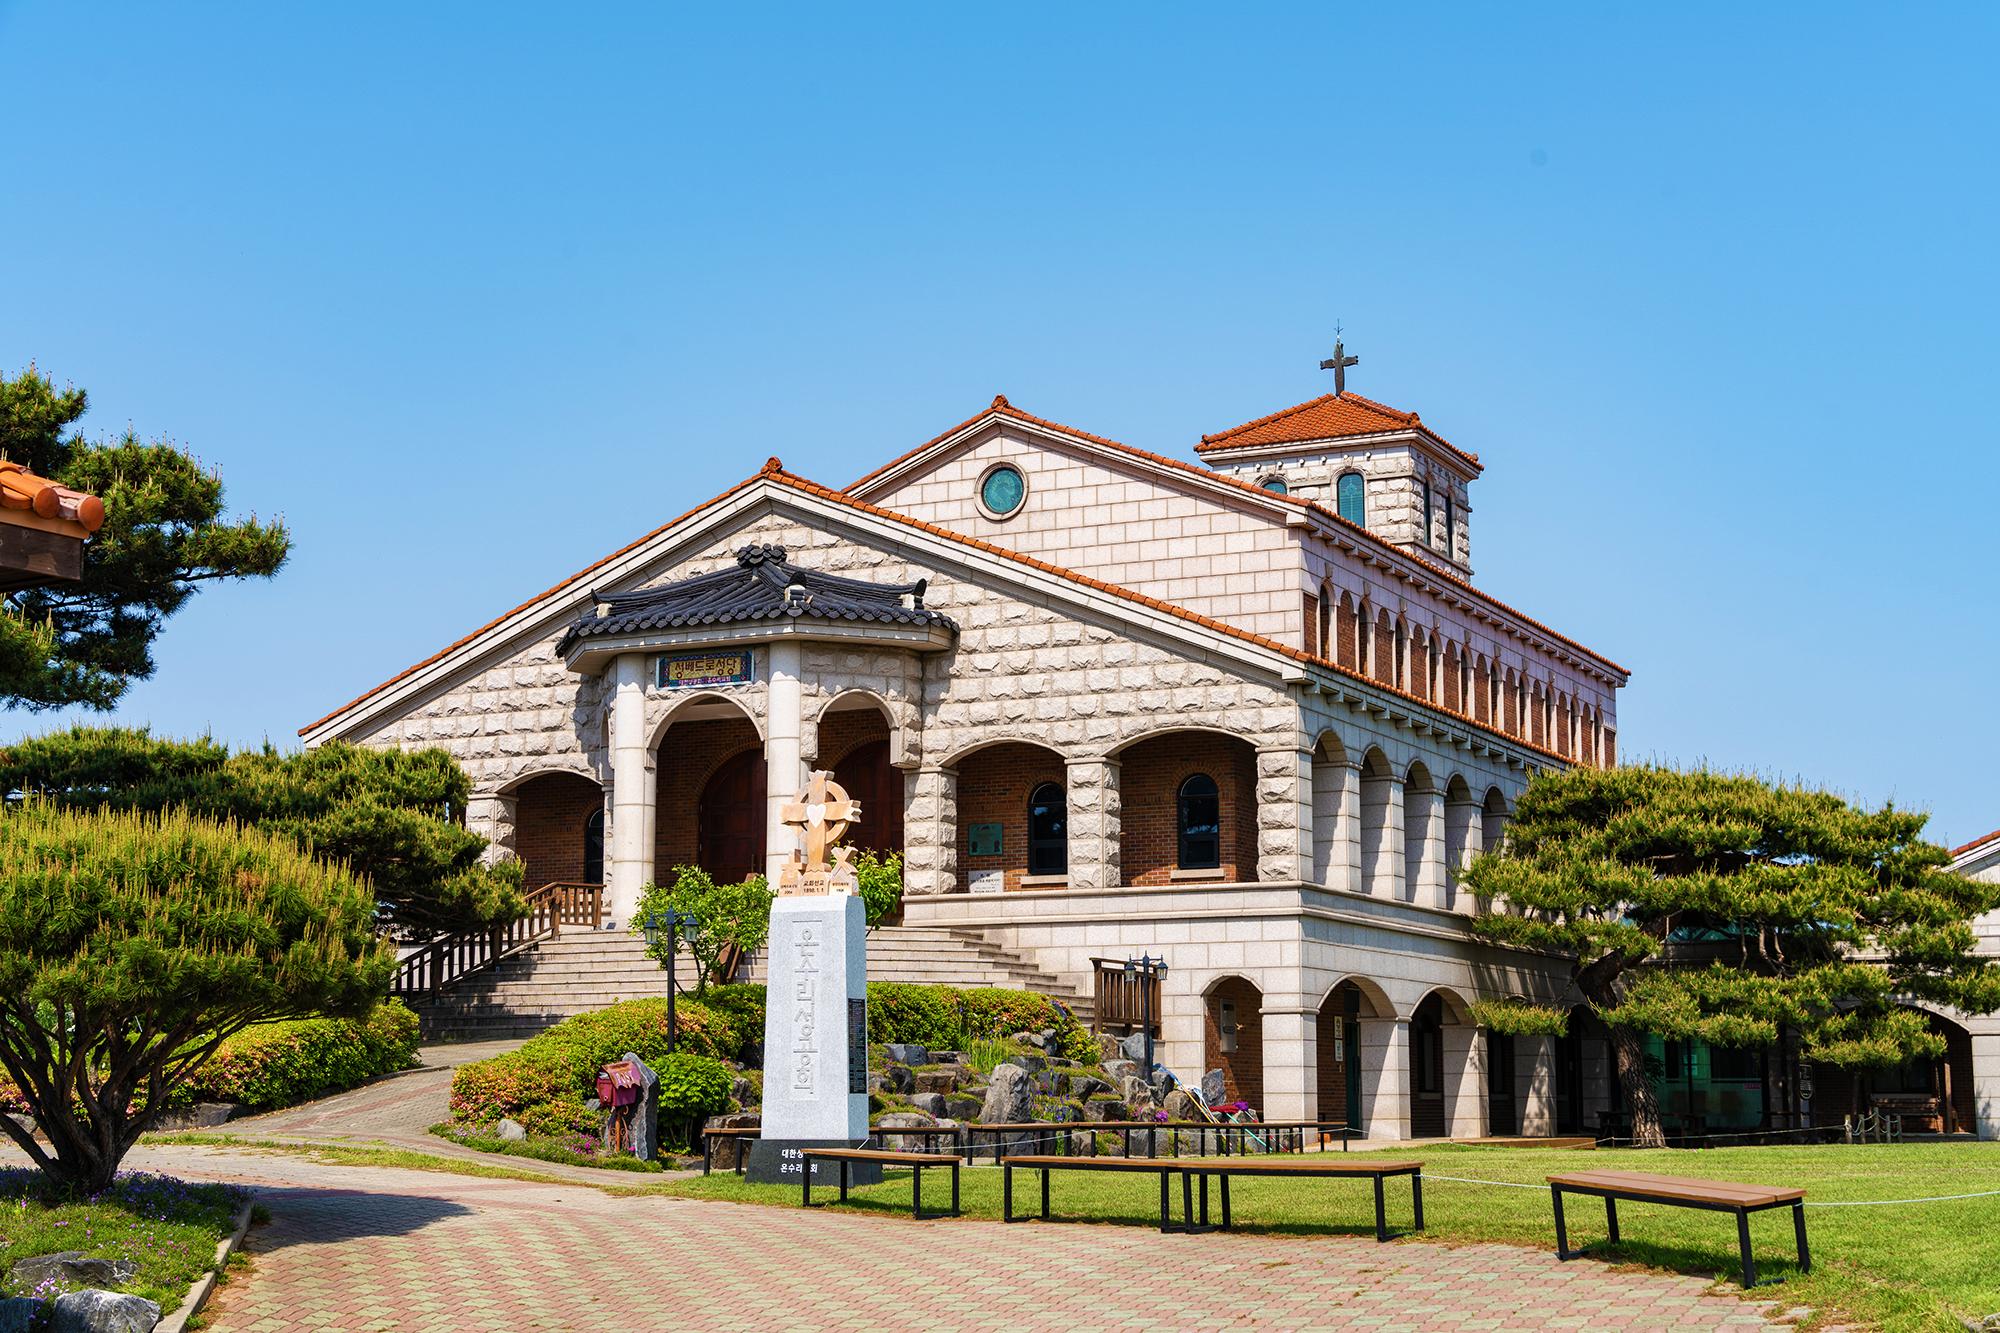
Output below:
[597,1061,643,1108]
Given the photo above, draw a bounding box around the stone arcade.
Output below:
[304,385,1635,1140]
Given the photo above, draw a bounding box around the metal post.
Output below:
[666,921,678,1055]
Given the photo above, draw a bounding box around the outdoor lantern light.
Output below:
[641,908,701,1053]
[1123,953,1169,1076]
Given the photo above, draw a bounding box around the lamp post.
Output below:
[1123,953,1169,1075]
[641,909,701,1053]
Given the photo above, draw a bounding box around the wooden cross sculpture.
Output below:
[1319,335,1358,395]
[778,770,862,895]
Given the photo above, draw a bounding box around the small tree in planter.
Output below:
[0,803,392,1191]
[634,867,773,995]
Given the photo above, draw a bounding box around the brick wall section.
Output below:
[1119,733,1259,885]
[1302,594,1319,659]
[1372,611,1394,686]
[1337,596,1358,670]
[655,715,762,873]
[957,742,1068,891]
[1204,976,1265,1109]
[816,707,889,768]
[514,772,603,889]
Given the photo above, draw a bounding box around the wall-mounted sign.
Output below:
[968,869,1005,895]
[967,822,1003,856]
[657,649,754,689]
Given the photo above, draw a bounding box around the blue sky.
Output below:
[2,5,1994,846]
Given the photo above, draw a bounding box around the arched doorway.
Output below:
[831,738,903,856]
[510,772,604,890]
[1409,993,1448,1138]
[697,748,766,884]
[1316,983,1366,1134]
[1204,976,1264,1111]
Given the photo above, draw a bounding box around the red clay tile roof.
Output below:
[1197,392,1482,473]
[304,457,1591,769]
[1953,828,2000,859]
[847,397,1619,677]
[0,461,104,534]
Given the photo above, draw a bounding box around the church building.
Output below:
[303,375,1631,1140]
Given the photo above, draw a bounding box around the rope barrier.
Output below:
[1418,1173,1545,1190]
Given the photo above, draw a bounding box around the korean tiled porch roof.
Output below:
[0,461,104,533]
[556,541,955,654]
[1196,391,1483,474]
[1953,828,2000,859]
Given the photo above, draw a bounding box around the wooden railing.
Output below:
[390,880,604,1000]
[1091,957,1162,1034]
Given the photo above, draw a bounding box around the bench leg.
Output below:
[802,1158,813,1209]
[1737,1209,1757,1289]
[1159,1169,1170,1233]
[1411,1171,1424,1232]
[1552,1187,1572,1259]
[1003,1163,1016,1222]
[1220,1172,1232,1231]
[912,1163,922,1219]
[1182,1168,1195,1232]
[703,1137,713,1177]
[1042,1166,1051,1220]
[839,1158,850,1203]
[1605,1194,1619,1245]
[1374,1174,1387,1243]
[1792,1201,1810,1274]
[952,1162,961,1218]
[1199,1172,1211,1228]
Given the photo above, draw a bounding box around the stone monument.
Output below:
[744,772,880,1186]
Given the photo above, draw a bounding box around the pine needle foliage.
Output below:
[0,366,289,710]
[1463,764,2000,1147]
[0,802,392,1191]
[0,726,528,937]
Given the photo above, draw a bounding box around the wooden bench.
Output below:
[1547,1169,1809,1289]
[1001,1155,1190,1232]
[1175,1157,1423,1242]
[801,1147,962,1220]
[700,1125,761,1176]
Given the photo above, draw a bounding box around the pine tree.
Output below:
[1464,765,2000,1147]
[0,367,288,709]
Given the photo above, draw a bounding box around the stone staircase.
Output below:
[411,925,1090,1042]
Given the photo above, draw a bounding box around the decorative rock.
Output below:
[495,1118,527,1143]
[1102,1058,1138,1083]
[1163,1089,1200,1121]
[1065,1073,1110,1100]
[12,1253,137,1291]
[1200,1069,1227,1105]
[884,1043,929,1066]
[1119,1031,1150,1064]
[0,1298,39,1333]
[912,1070,959,1095]
[1001,1054,1046,1075]
[929,1050,963,1066]
[1013,1030,1044,1049]
[910,1092,947,1117]
[874,1111,938,1130]
[979,1063,1035,1125]
[1040,1028,1059,1051]
[1095,1032,1123,1063]
[880,1064,914,1095]
[943,1095,985,1120]
[50,1290,160,1333]
[729,1076,755,1106]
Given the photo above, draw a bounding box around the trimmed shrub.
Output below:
[450,996,734,1132]
[656,1053,733,1149]
[702,984,767,1056]
[183,1000,421,1109]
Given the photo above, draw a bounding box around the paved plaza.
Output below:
[131,1145,1780,1333]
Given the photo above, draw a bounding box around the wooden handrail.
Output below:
[1091,957,1161,1034]
[389,880,603,1000]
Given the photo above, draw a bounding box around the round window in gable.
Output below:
[977,463,1027,519]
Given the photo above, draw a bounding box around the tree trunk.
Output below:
[1610,1023,1665,1149]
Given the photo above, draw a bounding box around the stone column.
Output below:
[1359,770,1403,898]
[1444,798,1482,914]
[902,765,958,896]
[1260,1006,1316,1122]
[1404,783,1446,908]
[1064,756,1121,891]
[1519,1034,1557,1137]
[1972,1030,2000,1141]
[468,790,518,868]
[765,639,806,887]
[1257,746,1315,883]
[606,653,657,927]
[1358,1018,1410,1140]
[1444,1022,1484,1137]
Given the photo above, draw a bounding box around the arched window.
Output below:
[1336,472,1365,526]
[1027,782,1067,876]
[1259,474,1289,495]
[583,808,605,885]
[1177,773,1221,870]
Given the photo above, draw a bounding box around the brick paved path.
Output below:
[168,1149,1778,1333]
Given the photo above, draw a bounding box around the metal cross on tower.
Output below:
[1319,337,1359,395]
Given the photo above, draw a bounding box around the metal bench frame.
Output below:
[1180,1162,1423,1242]
[1550,1179,1810,1289]
[1001,1158,1186,1233]
[801,1149,962,1220]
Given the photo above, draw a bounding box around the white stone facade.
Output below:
[304,394,1633,1140]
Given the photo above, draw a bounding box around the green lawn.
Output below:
[0,1168,245,1312]
[665,1142,2000,1333]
